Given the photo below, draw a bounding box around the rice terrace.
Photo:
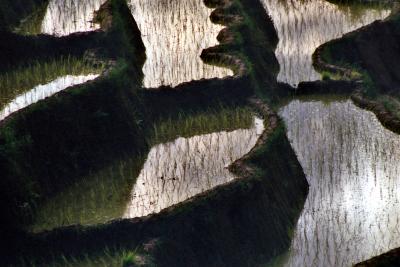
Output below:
[1,0,400,266]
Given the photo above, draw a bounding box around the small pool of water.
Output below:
[260,0,390,86]
[280,99,400,267]
[128,0,233,88]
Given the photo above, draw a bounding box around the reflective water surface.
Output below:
[280,100,400,267]
[124,117,264,218]
[261,0,390,86]
[31,114,263,231]
[128,0,233,88]
[0,74,98,121]
[42,0,107,36]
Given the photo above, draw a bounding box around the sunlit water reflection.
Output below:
[280,100,400,267]
[41,0,107,36]
[260,0,390,86]
[123,117,264,218]
[0,74,98,121]
[128,0,233,88]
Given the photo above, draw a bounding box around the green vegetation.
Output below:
[0,0,146,237]
[14,2,48,35]
[0,0,47,30]
[30,157,145,233]
[19,247,153,267]
[150,105,253,145]
[0,0,307,266]
[328,0,392,20]
[0,56,104,110]
[263,252,289,267]
[30,104,255,232]
[203,0,280,102]
[377,94,400,118]
[316,6,400,123]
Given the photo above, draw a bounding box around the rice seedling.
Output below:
[30,105,256,232]
[19,247,153,267]
[30,156,145,233]
[377,94,400,119]
[149,104,254,145]
[13,2,48,35]
[0,56,104,111]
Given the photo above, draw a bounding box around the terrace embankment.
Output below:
[307,5,400,264]
[0,0,147,254]
[20,108,308,267]
[0,0,309,265]
[142,0,282,120]
[204,0,281,99]
[0,0,47,31]
[356,248,400,267]
[313,8,400,136]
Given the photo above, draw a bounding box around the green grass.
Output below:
[149,105,254,145]
[30,105,256,232]
[13,1,48,35]
[19,247,153,267]
[377,94,400,118]
[0,0,47,30]
[30,156,145,233]
[263,252,289,267]
[0,56,104,110]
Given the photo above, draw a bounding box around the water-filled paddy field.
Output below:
[1,0,400,266]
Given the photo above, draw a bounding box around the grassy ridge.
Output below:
[0,56,104,110]
[19,247,153,267]
[0,0,47,30]
[13,1,48,35]
[149,105,253,145]
[0,0,146,244]
[21,122,307,267]
[29,105,253,233]
[316,9,400,127]
[0,0,308,266]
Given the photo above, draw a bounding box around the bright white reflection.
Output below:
[261,0,390,86]
[0,74,98,121]
[280,100,400,267]
[123,117,264,218]
[128,0,233,88]
[42,0,107,36]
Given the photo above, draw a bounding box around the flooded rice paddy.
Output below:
[261,0,390,86]
[280,99,400,267]
[260,0,399,265]
[40,0,233,87]
[123,117,264,218]
[11,0,400,265]
[31,112,263,232]
[128,0,233,87]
